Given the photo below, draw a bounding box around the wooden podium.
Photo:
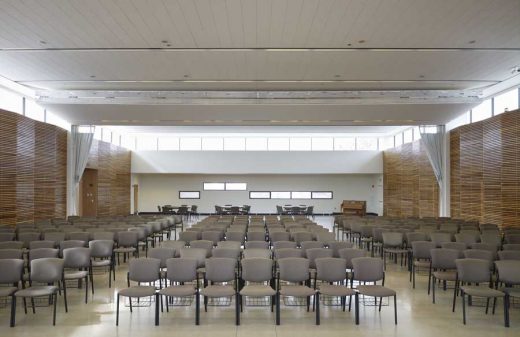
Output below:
[341,200,366,216]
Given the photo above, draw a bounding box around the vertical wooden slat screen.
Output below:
[85,139,131,217]
[383,140,439,217]
[450,109,519,229]
[0,109,67,225]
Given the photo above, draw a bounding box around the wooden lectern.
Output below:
[341,200,366,216]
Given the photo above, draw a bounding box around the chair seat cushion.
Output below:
[114,247,136,253]
[319,284,356,297]
[384,248,408,254]
[240,285,276,297]
[64,270,88,280]
[461,286,505,298]
[15,286,58,298]
[433,270,457,281]
[0,287,18,297]
[356,285,396,297]
[159,285,196,297]
[279,285,315,297]
[200,285,235,297]
[414,260,430,268]
[119,286,156,298]
[91,260,111,267]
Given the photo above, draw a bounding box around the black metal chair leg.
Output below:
[315,292,320,325]
[276,293,280,325]
[116,294,120,326]
[155,293,159,326]
[462,292,466,325]
[195,292,200,325]
[10,296,16,327]
[53,293,57,326]
[394,295,397,325]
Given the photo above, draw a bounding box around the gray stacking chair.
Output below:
[430,232,452,247]
[301,241,325,256]
[239,258,276,320]
[200,257,239,325]
[276,257,317,325]
[179,231,200,245]
[211,247,241,260]
[148,247,175,283]
[18,232,41,249]
[247,231,266,242]
[158,258,200,325]
[0,259,24,326]
[225,231,245,244]
[67,232,90,243]
[441,242,467,254]
[269,231,290,244]
[463,249,494,269]
[315,257,357,319]
[0,241,23,250]
[29,240,55,250]
[455,232,479,246]
[92,231,115,241]
[495,260,520,327]
[306,248,333,272]
[59,240,86,256]
[316,232,335,243]
[471,243,498,259]
[410,241,436,288]
[89,240,115,287]
[274,248,304,260]
[498,250,520,260]
[429,248,459,303]
[480,232,502,248]
[454,258,505,325]
[0,249,23,259]
[0,232,15,242]
[116,258,161,326]
[503,244,520,251]
[273,241,297,250]
[351,257,397,325]
[114,231,139,264]
[44,232,66,246]
[293,232,314,247]
[382,232,408,270]
[245,241,269,249]
[161,240,185,257]
[63,247,93,303]
[11,258,66,326]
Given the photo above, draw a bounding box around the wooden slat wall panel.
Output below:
[0,109,67,225]
[86,139,131,217]
[383,140,439,218]
[450,109,520,229]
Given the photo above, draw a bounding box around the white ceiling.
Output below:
[0,0,519,129]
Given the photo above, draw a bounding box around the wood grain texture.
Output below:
[450,109,519,229]
[85,139,131,217]
[383,140,439,218]
[0,109,67,225]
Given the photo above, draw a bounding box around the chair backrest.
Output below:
[327,241,354,258]
[382,232,404,247]
[148,247,175,268]
[211,247,241,259]
[315,257,347,282]
[201,231,222,245]
[30,258,64,283]
[0,241,24,250]
[245,241,269,249]
[117,231,138,246]
[430,248,460,269]
[273,241,297,250]
[0,258,24,283]
[463,249,494,270]
[225,231,245,243]
[63,247,91,268]
[270,231,290,242]
[0,232,15,242]
[28,248,59,261]
[68,232,90,242]
[60,240,86,252]
[411,241,436,259]
[316,232,335,243]
[495,260,520,285]
[498,250,520,260]
[351,257,384,282]
[503,244,520,251]
[217,241,242,250]
[241,258,273,282]
[306,248,333,268]
[455,258,491,284]
[29,240,56,250]
[129,258,160,283]
[293,232,313,245]
[180,247,207,268]
[165,258,198,283]
[406,232,428,246]
[300,241,324,253]
[441,242,467,253]
[161,240,186,257]
[205,257,236,282]
[89,240,114,258]
[92,231,115,241]
[275,248,304,259]
[179,231,200,244]
[430,232,452,247]
[338,248,366,269]
[18,232,41,247]
[243,248,271,259]
[278,257,310,282]
[0,249,23,259]
[190,240,214,257]
[44,232,66,243]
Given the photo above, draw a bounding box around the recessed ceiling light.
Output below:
[90,75,96,78]
[468,40,476,44]
[347,43,352,46]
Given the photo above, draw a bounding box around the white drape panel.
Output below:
[419,126,445,188]
[70,125,94,215]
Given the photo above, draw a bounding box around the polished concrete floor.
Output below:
[1,217,519,336]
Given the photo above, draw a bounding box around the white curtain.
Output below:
[419,126,445,188]
[70,125,94,215]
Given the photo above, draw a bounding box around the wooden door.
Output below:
[80,168,98,217]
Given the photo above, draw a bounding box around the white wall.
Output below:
[136,173,383,214]
[131,151,382,174]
